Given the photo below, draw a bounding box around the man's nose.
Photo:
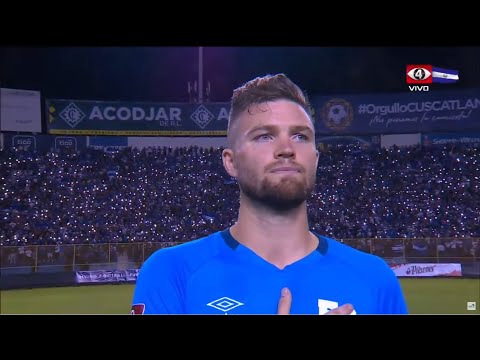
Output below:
[274,137,295,159]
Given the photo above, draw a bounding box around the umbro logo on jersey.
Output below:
[207,297,244,313]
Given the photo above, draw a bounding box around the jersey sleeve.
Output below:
[378,260,409,314]
[131,249,186,314]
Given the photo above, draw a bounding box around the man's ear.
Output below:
[222,148,238,178]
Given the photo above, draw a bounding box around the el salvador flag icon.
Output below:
[432,67,459,84]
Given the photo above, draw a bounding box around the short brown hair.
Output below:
[228,74,314,136]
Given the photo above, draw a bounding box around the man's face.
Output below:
[223,100,318,211]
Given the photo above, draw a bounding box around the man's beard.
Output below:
[239,173,315,212]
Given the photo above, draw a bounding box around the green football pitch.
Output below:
[1,278,478,314]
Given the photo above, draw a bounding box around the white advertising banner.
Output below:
[75,269,139,284]
[390,263,462,277]
[1,87,42,132]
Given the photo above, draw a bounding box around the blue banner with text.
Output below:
[46,99,230,136]
[311,88,480,135]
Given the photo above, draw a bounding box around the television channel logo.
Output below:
[406,65,459,92]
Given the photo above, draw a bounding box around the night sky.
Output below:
[1,47,479,103]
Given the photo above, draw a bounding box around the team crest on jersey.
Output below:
[131,303,145,314]
[317,299,357,315]
[317,299,339,315]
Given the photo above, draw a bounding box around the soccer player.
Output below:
[131,74,408,315]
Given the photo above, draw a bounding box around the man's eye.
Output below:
[255,134,272,141]
[294,134,308,140]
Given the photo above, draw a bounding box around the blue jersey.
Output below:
[131,229,408,314]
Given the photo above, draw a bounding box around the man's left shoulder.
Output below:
[318,234,392,272]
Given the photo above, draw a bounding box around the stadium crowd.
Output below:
[1,142,479,263]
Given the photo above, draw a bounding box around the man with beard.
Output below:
[131,74,408,315]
